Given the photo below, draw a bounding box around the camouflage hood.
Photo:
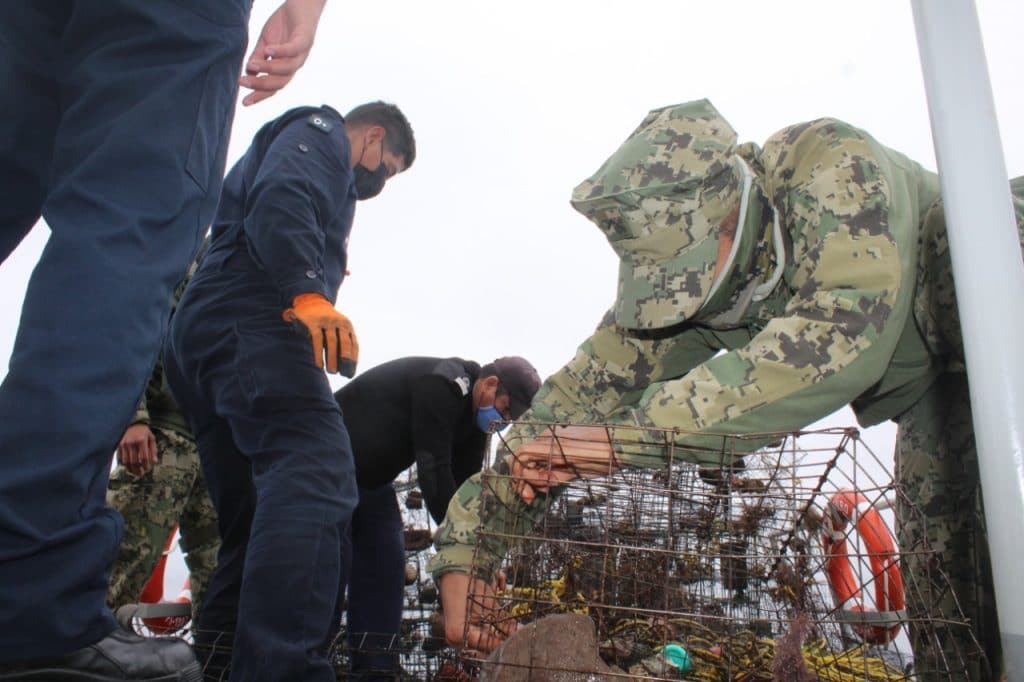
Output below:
[570,99,745,330]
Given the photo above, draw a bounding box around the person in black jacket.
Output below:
[333,355,540,678]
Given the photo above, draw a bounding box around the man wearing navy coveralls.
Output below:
[164,101,416,682]
[0,1,329,680]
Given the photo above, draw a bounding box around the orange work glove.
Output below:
[282,293,359,376]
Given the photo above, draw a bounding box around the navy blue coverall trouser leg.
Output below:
[165,275,359,682]
[339,484,406,678]
[0,1,247,662]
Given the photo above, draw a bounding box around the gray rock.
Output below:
[482,614,620,681]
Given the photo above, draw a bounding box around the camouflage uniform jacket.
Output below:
[432,115,1024,580]
[495,118,942,464]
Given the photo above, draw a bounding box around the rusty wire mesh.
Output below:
[133,466,460,681]
[455,424,985,681]
[327,624,447,681]
[327,468,456,680]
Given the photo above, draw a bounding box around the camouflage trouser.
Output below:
[106,426,219,620]
[894,178,1024,681]
[895,372,998,681]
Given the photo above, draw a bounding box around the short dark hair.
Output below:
[345,101,416,169]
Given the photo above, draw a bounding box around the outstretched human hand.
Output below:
[509,425,618,502]
[240,0,327,106]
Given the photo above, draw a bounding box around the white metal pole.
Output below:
[911,0,1024,675]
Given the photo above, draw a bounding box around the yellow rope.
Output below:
[682,635,902,681]
[496,566,902,679]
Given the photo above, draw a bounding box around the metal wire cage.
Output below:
[328,621,449,681]
[178,468,460,681]
[186,618,456,681]
[328,470,460,681]
[457,424,986,681]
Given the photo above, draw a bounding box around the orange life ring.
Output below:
[821,490,905,644]
[138,528,192,634]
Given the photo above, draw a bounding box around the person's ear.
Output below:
[365,125,386,146]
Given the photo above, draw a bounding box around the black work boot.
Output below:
[0,628,202,681]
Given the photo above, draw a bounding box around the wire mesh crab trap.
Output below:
[328,624,448,681]
[455,424,986,681]
[152,467,459,681]
[328,469,459,680]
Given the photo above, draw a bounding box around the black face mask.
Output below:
[354,151,388,200]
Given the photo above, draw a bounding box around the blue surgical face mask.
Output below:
[476,405,504,433]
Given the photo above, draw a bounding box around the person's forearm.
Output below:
[429,466,551,581]
[243,121,346,304]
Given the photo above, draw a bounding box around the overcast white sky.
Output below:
[1,1,1022,592]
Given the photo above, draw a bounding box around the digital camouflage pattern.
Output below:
[891,177,1024,680]
[570,99,742,330]
[430,101,1024,679]
[107,251,218,620]
[897,373,996,681]
[107,426,218,620]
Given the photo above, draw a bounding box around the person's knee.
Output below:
[261,469,355,524]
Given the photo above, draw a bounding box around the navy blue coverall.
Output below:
[0,1,248,662]
[333,357,487,678]
[165,105,359,682]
